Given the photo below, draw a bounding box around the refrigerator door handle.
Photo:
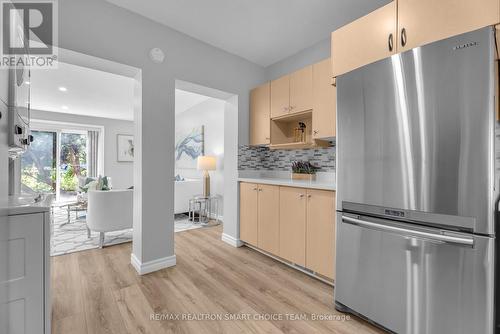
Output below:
[342,216,474,247]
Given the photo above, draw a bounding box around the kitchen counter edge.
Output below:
[238,177,336,191]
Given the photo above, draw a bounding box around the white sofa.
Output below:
[86,189,133,248]
[174,178,202,214]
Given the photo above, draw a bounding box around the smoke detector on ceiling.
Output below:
[149,48,165,64]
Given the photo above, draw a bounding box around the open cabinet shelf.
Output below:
[270,110,330,149]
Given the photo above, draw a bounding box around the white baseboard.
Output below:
[221,233,243,247]
[131,253,177,275]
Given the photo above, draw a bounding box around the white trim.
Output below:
[130,253,176,275]
[221,233,243,248]
[30,118,104,133]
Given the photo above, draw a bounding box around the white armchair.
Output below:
[175,178,203,214]
[86,189,133,248]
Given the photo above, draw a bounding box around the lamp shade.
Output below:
[197,155,216,171]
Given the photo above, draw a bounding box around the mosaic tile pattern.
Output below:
[238,145,336,171]
[51,209,202,256]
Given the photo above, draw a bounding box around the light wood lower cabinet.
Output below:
[239,182,258,245]
[257,184,280,254]
[279,186,307,267]
[306,189,336,279]
[239,182,280,254]
[240,182,336,280]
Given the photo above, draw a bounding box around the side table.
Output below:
[188,195,220,225]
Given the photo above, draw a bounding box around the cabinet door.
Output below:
[398,0,499,52]
[331,2,397,77]
[289,65,313,114]
[257,184,280,255]
[312,58,336,139]
[270,75,290,118]
[279,187,306,266]
[1,213,45,334]
[306,190,336,280]
[250,83,271,145]
[240,183,258,245]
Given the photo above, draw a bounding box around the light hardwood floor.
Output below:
[51,225,384,334]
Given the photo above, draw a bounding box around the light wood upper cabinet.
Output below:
[250,83,271,146]
[312,58,336,139]
[257,184,280,255]
[331,2,397,77]
[279,186,306,266]
[289,65,313,114]
[398,0,500,52]
[270,75,290,118]
[306,189,336,280]
[239,182,258,245]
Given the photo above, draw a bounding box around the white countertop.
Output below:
[8,194,51,216]
[238,171,335,191]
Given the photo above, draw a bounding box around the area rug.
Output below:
[51,208,204,256]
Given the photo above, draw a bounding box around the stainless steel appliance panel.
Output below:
[336,28,495,235]
[335,212,495,334]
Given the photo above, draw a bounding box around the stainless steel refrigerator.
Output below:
[335,27,498,334]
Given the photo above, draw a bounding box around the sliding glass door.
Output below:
[21,129,89,203]
[59,132,88,202]
[21,130,57,194]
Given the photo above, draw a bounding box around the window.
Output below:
[21,123,101,203]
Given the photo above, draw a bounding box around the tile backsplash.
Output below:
[238,145,336,172]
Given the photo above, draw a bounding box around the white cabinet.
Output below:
[1,211,50,334]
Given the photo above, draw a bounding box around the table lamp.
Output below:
[197,155,216,197]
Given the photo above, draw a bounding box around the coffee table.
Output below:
[60,201,87,227]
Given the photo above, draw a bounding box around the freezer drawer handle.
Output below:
[342,216,474,246]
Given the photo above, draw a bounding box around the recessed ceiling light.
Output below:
[25,81,30,85]
[61,105,68,110]
[58,86,67,92]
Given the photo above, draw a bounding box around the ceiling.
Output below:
[106,0,389,67]
[175,89,211,115]
[30,62,135,121]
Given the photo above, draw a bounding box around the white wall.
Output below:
[30,109,134,190]
[265,38,331,81]
[175,98,225,214]
[58,0,266,268]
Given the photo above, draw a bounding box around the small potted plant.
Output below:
[291,160,319,181]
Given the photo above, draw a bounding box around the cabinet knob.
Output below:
[265,137,270,140]
[401,28,407,47]
[283,107,288,112]
[253,187,258,191]
[258,188,263,192]
[313,130,318,135]
[299,194,305,198]
[388,33,394,52]
[307,194,312,198]
[289,106,295,111]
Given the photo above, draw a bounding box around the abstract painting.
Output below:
[117,134,134,162]
[175,125,204,168]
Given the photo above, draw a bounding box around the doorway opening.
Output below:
[173,80,238,240]
[16,48,142,255]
